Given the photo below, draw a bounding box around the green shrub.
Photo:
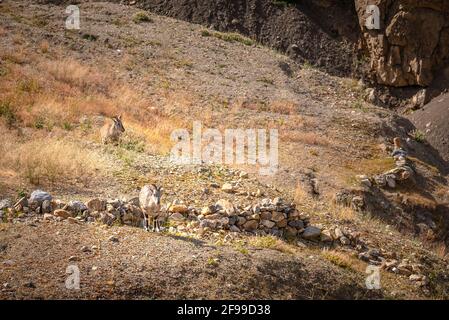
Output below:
[133,11,152,24]
[0,101,18,127]
[411,129,426,143]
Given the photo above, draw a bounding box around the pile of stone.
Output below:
[1,190,369,247]
[167,197,313,239]
[373,137,415,189]
[1,190,336,242]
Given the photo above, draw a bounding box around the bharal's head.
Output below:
[113,115,125,133]
[149,184,163,206]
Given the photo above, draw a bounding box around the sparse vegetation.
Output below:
[0,137,105,185]
[1,0,448,301]
[201,29,254,46]
[132,11,152,24]
[321,249,355,269]
[248,235,295,254]
[410,129,426,143]
[282,130,330,146]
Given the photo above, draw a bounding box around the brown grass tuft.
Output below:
[0,132,105,185]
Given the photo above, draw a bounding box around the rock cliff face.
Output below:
[355,0,449,87]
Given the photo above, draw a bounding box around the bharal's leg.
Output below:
[143,213,149,231]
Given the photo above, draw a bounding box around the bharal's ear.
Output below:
[117,114,122,121]
[159,187,164,193]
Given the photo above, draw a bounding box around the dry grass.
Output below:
[0,46,183,155]
[248,235,295,254]
[44,59,109,94]
[430,241,447,259]
[0,127,105,185]
[282,130,330,146]
[39,40,49,54]
[294,183,311,204]
[345,156,395,178]
[268,100,299,115]
[0,41,191,195]
[0,26,6,37]
[408,156,440,175]
[330,203,357,221]
[400,192,438,210]
[321,249,355,269]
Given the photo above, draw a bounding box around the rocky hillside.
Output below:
[0,0,449,299]
[127,0,449,96]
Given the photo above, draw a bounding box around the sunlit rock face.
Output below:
[355,0,449,87]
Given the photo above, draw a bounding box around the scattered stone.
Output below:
[169,212,185,221]
[320,229,333,242]
[81,246,91,253]
[169,204,189,214]
[221,183,235,193]
[215,199,235,215]
[86,198,106,212]
[261,220,276,228]
[67,217,81,224]
[43,213,54,221]
[288,220,304,229]
[334,227,344,239]
[0,199,11,210]
[41,200,52,214]
[409,274,424,281]
[229,225,240,232]
[201,205,214,215]
[23,281,36,289]
[243,220,258,231]
[108,236,119,243]
[339,236,351,245]
[2,260,15,266]
[54,209,71,219]
[29,190,52,205]
[66,200,88,213]
[271,211,285,222]
[302,226,321,240]
[239,171,248,178]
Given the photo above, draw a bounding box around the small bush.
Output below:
[200,30,254,46]
[248,235,295,254]
[120,132,146,153]
[322,250,353,269]
[201,30,211,37]
[1,138,105,185]
[17,78,40,93]
[0,101,18,127]
[133,11,152,24]
[410,129,426,143]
